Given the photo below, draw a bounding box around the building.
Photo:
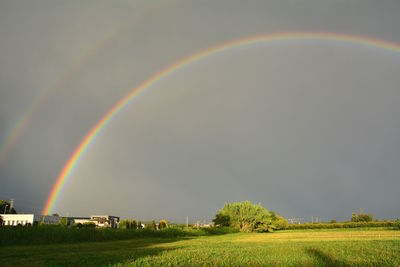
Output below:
[68,215,120,228]
[0,214,61,226]
[90,215,120,228]
[0,214,120,228]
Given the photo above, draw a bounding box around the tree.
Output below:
[213,213,231,227]
[137,221,143,229]
[270,211,288,230]
[351,212,359,222]
[213,201,274,232]
[58,217,69,227]
[0,200,17,214]
[351,211,373,222]
[159,220,168,229]
[358,213,373,222]
[120,220,128,229]
[147,220,157,230]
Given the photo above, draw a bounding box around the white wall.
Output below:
[0,214,34,226]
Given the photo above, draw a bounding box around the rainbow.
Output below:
[0,27,123,166]
[42,32,400,215]
[0,0,170,166]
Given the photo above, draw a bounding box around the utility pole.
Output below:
[9,198,14,211]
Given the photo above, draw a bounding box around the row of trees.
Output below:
[212,201,392,232]
[119,219,169,230]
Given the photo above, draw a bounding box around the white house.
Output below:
[0,214,34,226]
[0,214,61,226]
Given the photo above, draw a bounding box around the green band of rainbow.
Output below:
[42,32,400,215]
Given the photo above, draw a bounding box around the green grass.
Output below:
[0,225,236,246]
[0,229,399,266]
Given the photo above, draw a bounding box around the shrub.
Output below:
[159,220,168,229]
[284,221,398,230]
[147,220,157,230]
[58,218,69,227]
[351,211,374,222]
[270,211,288,230]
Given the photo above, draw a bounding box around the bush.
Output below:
[284,221,398,230]
[159,220,168,229]
[146,220,157,230]
[270,211,288,230]
[352,211,374,222]
[120,220,138,229]
[58,218,69,227]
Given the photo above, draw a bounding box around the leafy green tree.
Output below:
[213,213,231,227]
[351,212,359,222]
[58,217,69,227]
[159,220,168,229]
[120,220,128,229]
[351,211,373,222]
[213,201,274,232]
[137,221,143,229]
[0,200,17,214]
[147,220,157,230]
[270,211,288,230]
[359,213,373,222]
[131,220,138,229]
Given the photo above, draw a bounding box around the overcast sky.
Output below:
[1,0,400,222]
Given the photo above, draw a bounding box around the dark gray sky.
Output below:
[1,0,400,222]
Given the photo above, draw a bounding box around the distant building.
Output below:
[0,214,120,228]
[90,215,120,228]
[68,215,120,228]
[194,221,214,228]
[0,214,61,226]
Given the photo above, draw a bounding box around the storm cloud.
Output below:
[1,0,400,222]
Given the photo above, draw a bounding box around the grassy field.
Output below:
[1,228,399,266]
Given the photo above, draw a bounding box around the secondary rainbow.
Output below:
[42,32,400,215]
[0,4,173,166]
[0,24,128,166]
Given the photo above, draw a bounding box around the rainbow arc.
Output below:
[43,32,400,215]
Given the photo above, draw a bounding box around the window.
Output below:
[12,220,15,225]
